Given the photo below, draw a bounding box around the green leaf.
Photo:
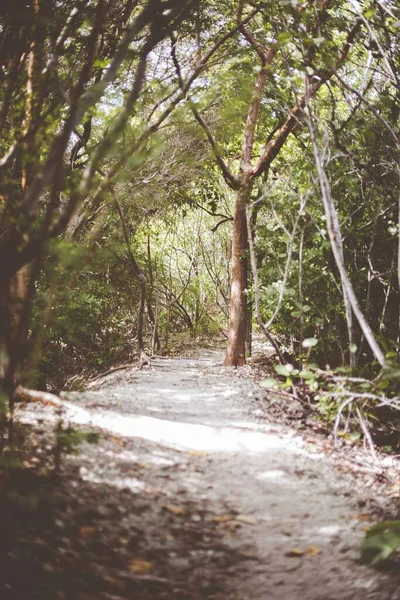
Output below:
[360,382,372,390]
[312,37,325,47]
[283,232,291,244]
[302,338,318,348]
[299,370,314,379]
[361,521,400,565]
[275,364,293,377]
[334,366,351,374]
[349,343,357,354]
[93,58,110,69]
[277,32,293,45]
[259,378,279,389]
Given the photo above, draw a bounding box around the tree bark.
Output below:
[224,187,250,366]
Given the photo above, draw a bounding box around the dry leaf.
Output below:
[162,504,186,516]
[350,513,373,523]
[286,546,322,557]
[306,546,322,556]
[79,526,98,540]
[286,548,306,557]
[129,558,153,574]
[212,514,235,523]
[212,514,257,526]
[235,514,258,525]
[189,450,208,457]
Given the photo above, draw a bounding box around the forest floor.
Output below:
[2,344,400,600]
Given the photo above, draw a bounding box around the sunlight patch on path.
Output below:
[18,403,301,454]
[90,413,290,452]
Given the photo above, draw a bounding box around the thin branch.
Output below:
[305,99,387,368]
[170,34,238,189]
[252,21,361,179]
[245,204,285,363]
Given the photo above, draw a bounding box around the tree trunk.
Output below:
[306,109,387,369]
[164,296,171,350]
[245,303,252,357]
[146,297,160,351]
[0,275,13,398]
[137,274,146,352]
[0,264,30,402]
[145,234,160,350]
[113,189,149,355]
[224,188,249,366]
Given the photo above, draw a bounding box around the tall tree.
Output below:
[172,0,360,365]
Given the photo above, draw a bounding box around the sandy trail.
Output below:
[18,353,400,599]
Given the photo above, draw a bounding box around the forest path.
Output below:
[18,353,400,600]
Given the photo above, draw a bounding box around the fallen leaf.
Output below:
[350,513,373,522]
[79,526,98,540]
[307,546,322,556]
[212,514,235,523]
[286,548,305,557]
[162,504,186,516]
[285,546,322,557]
[235,514,258,525]
[189,450,208,457]
[129,558,153,574]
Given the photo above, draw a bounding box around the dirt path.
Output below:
[15,353,400,600]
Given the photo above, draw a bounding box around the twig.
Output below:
[333,396,354,447]
[356,406,378,462]
[87,363,137,383]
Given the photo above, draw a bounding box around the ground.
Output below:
[2,349,400,599]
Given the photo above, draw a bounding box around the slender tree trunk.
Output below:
[306,109,387,369]
[298,227,305,369]
[146,298,160,350]
[165,296,171,350]
[137,274,146,352]
[245,305,252,357]
[0,275,13,398]
[145,234,160,350]
[152,288,160,355]
[397,189,400,348]
[245,205,285,364]
[113,189,149,354]
[224,187,250,366]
